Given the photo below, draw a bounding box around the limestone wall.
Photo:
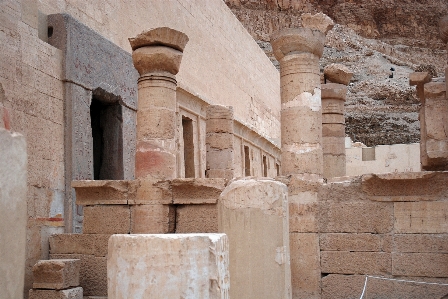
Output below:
[287,172,448,299]
[1,0,281,294]
[38,0,281,145]
[346,142,421,176]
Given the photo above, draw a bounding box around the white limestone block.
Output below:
[108,233,229,299]
[218,177,292,299]
[0,128,27,299]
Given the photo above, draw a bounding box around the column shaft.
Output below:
[135,73,177,180]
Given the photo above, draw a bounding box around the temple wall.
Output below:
[37,0,281,145]
[346,142,421,176]
[1,0,281,296]
[287,172,448,299]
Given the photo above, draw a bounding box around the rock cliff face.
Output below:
[225,0,448,146]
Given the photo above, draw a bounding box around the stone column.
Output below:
[321,84,347,178]
[108,234,229,299]
[218,178,292,299]
[270,28,326,176]
[321,64,352,178]
[129,27,189,180]
[206,105,234,180]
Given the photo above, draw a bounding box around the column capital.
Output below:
[129,27,189,76]
[270,28,325,61]
[440,15,448,43]
[321,83,348,101]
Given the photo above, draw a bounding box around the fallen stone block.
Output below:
[29,287,83,299]
[301,12,334,34]
[324,63,353,85]
[108,234,229,299]
[32,259,80,290]
[50,254,106,297]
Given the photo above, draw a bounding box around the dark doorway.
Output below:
[263,155,267,177]
[182,116,195,178]
[244,145,251,176]
[90,89,124,180]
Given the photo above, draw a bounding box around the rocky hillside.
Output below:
[225,0,448,146]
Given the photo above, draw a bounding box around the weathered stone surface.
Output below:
[440,15,448,43]
[175,204,218,233]
[206,105,234,179]
[172,178,226,204]
[108,234,229,299]
[393,234,448,253]
[409,72,431,86]
[324,64,353,85]
[395,201,448,233]
[320,233,391,252]
[50,254,106,297]
[301,12,334,34]
[132,47,184,76]
[424,81,446,98]
[219,178,292,299]
[129,27,189,52]
[32,259,80,290]
[319,198,393,233]
[270,28,325,61]
[0,129,27,299]
[72,180,137,205]
[393,253,448,277]
[132,179,172,205]
[362,172,448,201]
[130,204,175,233]
[290,233,320,299]
[49,234,110,257]
[283,174,321,233]
[29,287,83,299]
[83,205,130,234]
[322,274,448,299]
[321,251,391,275]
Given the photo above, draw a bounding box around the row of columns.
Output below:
[130,26,350,182]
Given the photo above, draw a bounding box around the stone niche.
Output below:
[47,14,139,232]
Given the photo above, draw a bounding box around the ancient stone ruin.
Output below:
[1,1,448,299]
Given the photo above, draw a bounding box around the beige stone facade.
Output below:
[2,1,448,298]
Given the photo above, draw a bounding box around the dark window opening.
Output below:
[262,155,267,177]
[362,147,376,161]
[244,145,251,176]
[276,163,280,176]
[182,116,195,178]
[90,89,123,180]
